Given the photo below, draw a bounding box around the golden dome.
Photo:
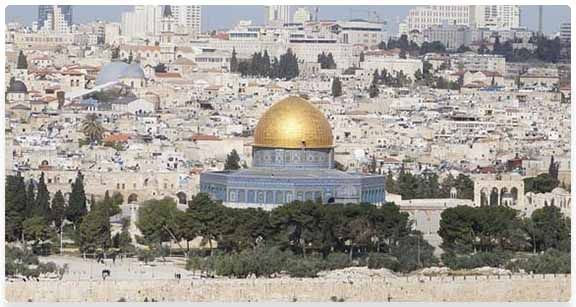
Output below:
[253,96,334,149]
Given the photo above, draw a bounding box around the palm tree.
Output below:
[81,113,105,144]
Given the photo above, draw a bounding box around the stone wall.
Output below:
[6,274,570,302]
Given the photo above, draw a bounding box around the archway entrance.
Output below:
[176,192,187,205]
[128,193,139,204]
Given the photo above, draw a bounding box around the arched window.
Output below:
[128,194,138,203]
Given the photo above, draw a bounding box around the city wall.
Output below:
[6,274,570,302]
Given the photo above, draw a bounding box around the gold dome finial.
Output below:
[253,96,333,149]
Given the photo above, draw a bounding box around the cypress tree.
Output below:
[224,149,241,170]
[369,69,380,98]
[278,48,299,80]
[51,190,66,230]
[326,52,336,69]
[318,52,328,68]
[385,170,396,194]
[549,156,559,180]
[262,50,271,77]
[25,179,36,217]
[17,50,28,69]
[67,172,88,228]
[35,172,51,219]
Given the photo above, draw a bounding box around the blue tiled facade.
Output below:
[200,147,386,209]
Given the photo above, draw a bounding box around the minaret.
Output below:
[160,5,176,63]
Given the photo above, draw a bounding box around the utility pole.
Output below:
[60,222,64,255]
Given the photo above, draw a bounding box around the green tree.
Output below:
[530,206,570,252]
[516,249,570,274]
[97,190,121,217]
[78,206,112,254]
[272,48,299,80]
[22,216,52,246]
[224,149,241,170]
[136,197,182,247]
[391,231,437,272]
[524,173,559,193]
[219,207,271,252]
[331,77,342,97]
[269,200,329,257]
[397,167,418,199]
[81,113,105,144]
[414,69,423,82]
[454,174,474,200]
[456,45,471,53]
[5,174,28,242]
[184,193,228,255]
[385,170,396,194]
[114,217,135,253]
[112,192,124,206]
[317,52,336,69]
[439,205,527,254]
[66,172,88,228]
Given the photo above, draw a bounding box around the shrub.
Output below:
[324,253,351,270]
[286,257,325,278]
[366,253,399,271]
[5,245,63,278]
[391,234,438,272]
[188,246,292,278]
[515,249,570,274]
[136,248,157,264]
[442,251,512,270]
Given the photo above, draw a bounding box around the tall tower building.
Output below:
[37,5,72,33]
[121,6,162,39]
[469,5,520,30]
[538,6,543,34]
[170,6,202,36]
[265,5,290,26]
[160,5,176,63]
[407,6,469,32]
[560,22,571,44]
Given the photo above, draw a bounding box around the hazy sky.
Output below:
[5,5,571,34]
